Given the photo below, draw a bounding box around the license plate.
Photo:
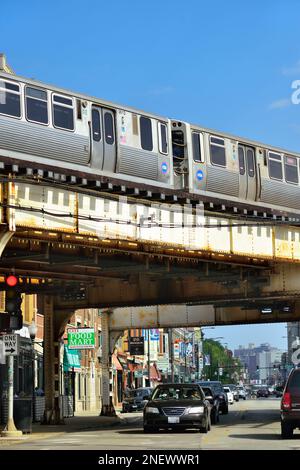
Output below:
[168,417,180,424]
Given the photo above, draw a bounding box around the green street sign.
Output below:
[67,327,95,350]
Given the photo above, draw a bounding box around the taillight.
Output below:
[282,392,292,410]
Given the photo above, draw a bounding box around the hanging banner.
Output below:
[129,336,144,355]
[150,329,160,341]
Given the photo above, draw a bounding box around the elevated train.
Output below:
[0,71,299,216]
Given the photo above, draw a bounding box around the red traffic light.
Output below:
[6,275,18,287]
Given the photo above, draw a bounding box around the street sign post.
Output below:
[3,334,20,356]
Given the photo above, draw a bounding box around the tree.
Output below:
[202,339,242,383]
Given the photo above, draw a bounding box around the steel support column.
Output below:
[42,295,64,424]
[100,311,121,416]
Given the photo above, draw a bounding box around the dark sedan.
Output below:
[201,386,220,424]
[143,383,211,433]
[197,381,229,414]
[122,387,153,412]
[256,387,270,398]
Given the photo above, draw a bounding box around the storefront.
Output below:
[112,353,123,405]
[62,345,81,415]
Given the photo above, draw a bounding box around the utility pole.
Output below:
[147,329,151,387]
[168,328,174,382]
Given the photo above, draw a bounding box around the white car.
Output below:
[237,386,247,400]
[223,386,234,405]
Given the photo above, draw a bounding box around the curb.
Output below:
[0,415,136,446]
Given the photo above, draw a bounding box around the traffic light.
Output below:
[256,365,260,370]
[5,275,23,330]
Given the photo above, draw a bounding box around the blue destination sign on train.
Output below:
[67,327,95,350]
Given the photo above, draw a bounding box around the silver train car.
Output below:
[0,71,300,216]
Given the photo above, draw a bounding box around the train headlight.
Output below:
[196,169,204,181]
[161,162,168,174]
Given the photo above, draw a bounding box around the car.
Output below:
[201,386,220,424]
[256,387,270,398]
[122,387,153,413]
[237,386,247,400]
[197,381,229,414]
[281,368,300,438]
[143,383,211,433]
[274,385,284,398]
[224,384,239,401]
[223,386,234,405]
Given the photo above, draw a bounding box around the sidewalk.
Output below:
[0,408,134,445]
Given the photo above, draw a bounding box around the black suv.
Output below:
[201,386,220,424]
[197,381,229,415]
[281,368,300,438]
[122,387,153,413]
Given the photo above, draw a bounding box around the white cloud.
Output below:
[147,86,175,96]
[282,60,300,76]
[269,98,291,109]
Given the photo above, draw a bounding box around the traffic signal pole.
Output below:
[1,354,22,437]
[1,275,22,437]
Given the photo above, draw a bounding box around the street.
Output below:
[1,398,300,450]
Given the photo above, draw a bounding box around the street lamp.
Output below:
[28,320,38,422]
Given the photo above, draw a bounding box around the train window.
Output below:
[238,146,245,175]
[140,116,153,151]
[25,87,48,125]
[159,123,168,154]
[268,152,283,180]
[172,130,184,161]
[104,112,114,145]
[284,156,298,184]
[53,95,73,106]
[247,148,255,177]
[192,132,202,163]
[210,136,226,167]
[92,108,101,142]
[52,94,74,131]
[0,80,21,118]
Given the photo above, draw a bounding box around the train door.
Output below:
[91,106,116,172]
[91,106,104,169]
[102,108,116,173]
[238,144,257,201]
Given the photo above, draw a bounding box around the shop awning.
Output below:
[118,356,128,370]
[112,354,123,371]
[150,365,161,381]
[63,345,81,372]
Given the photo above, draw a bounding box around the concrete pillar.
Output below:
[42,296,64,424]
[100,310,116,416]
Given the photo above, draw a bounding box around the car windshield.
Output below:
[223,387,230,392]
[127,389,150,398]
[152,386,202,401]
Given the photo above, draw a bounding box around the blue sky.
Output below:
[1,0,298,351]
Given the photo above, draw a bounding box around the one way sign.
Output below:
[3,334,20,356]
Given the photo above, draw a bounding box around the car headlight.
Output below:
[145,407,160,414]
[188,406,204,414]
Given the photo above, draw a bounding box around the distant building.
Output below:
[234,343,285,384]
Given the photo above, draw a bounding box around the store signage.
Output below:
[67,328,95,350]
[129,336,144,355]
